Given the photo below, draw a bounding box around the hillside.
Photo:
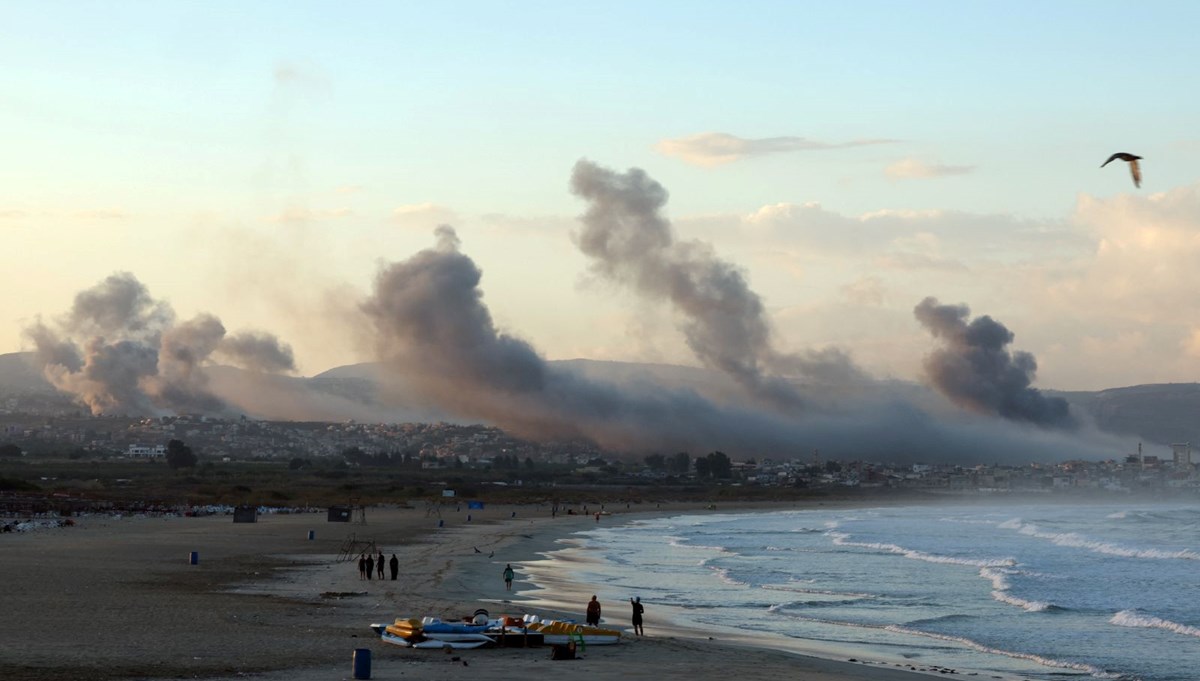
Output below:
[3,351,1199,446]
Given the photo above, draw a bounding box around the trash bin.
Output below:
[352,648,371,679]
[189,551,199,565]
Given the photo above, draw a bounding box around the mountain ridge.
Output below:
[3,351,1198,447]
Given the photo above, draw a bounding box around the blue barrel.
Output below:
[189,551,199,565]
[467,514,472,522]
[511,511,516,518]
[352,648,371,679]
[438,519,444,528]
[307,530,315,540]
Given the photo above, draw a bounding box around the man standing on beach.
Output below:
[358,553,367,580]
[586,595,602,626]
[631,597,644,636]
[389,553,399,580]
[376,551,385,579]
[503,563,515,591]
[365,553,374,580]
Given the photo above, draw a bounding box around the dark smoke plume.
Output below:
[217,332,297,374]
[23,273,294,416]
[361,226,797,451]
[361,227,1115,462]
[914,297,1075,428]
[569,160,862,409]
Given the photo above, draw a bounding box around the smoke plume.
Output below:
[23,273,295,416]
[218,332,297,374]
[914,296,1075,428]
[362,227,1116,462]
[569,160,862,409]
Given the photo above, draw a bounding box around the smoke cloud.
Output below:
[362,226,1120,462]
[218,332,298,374]
[23,273,295,416]
[914,296,1075,428]
[569,160,863,410]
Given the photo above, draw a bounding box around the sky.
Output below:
[4,1,1200,394]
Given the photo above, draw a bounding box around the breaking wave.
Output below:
[1110,610,1200,639]
[828,531,1016,568]
[999,519,1200,561]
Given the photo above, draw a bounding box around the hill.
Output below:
[4,351,1199,447]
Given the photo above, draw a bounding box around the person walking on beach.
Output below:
[389,553,399,581]
[586,595,602,626]
[631,596,644,636]
[365,553,374,580]
[376,551,385,579]
[358,553,367,580]
[503,563,515,591]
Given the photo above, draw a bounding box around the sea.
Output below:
[518,501,1200,681]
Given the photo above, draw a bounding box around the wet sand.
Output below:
[0,502,952,681]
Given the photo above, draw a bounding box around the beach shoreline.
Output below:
[1,500,984,681]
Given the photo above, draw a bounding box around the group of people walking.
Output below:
[358,551,399,581]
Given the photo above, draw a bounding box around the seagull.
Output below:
[1101,152,1142,188]
[488,551,494,558]
[473,546,481,553]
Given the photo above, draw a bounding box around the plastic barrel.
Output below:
[352,648,371,679]
[189,551,199,565]
[438,519,444,528]
[307,530,315,540]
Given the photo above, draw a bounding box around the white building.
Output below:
[127,444,167,459]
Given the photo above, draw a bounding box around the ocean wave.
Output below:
[883,624,1114,677]
[1001,519,1200,561]
[708,565,748,586]
[1106,511,1128,519]
[828,531,1016,568]
[771,612,1112,677]
[990,590,1059,612]
[760,583,878,598]
[767,598,871,612]
[1110,610,1200,639]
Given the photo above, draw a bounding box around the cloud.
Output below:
[357,224,1124,463]
[656,132,896,167]
[23,273,295,416]
[570,160,866,408]
[265,207,354,224]
[217,332,297,374]
[885,158,975,180]
[914,296,1075,428]
[390,203,458,229]
[273,61,330,91]
[0,209,28,219]
[840,277,885,306]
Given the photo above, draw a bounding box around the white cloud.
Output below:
[656,132,896,167]
[265,207,354,224]
[389,203,458,229]
[840,276,885,306]
[885,157,975,180]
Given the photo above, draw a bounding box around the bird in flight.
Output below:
[1101,152,1142,188]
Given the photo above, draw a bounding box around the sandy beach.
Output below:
[0,501,961,681]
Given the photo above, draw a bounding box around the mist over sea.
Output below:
[523,502,1200,681]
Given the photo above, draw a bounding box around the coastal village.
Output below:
[2,410,1198,496]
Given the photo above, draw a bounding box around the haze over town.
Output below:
[5,3,1200,463]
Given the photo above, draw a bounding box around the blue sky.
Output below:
[4,1,1200,390]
